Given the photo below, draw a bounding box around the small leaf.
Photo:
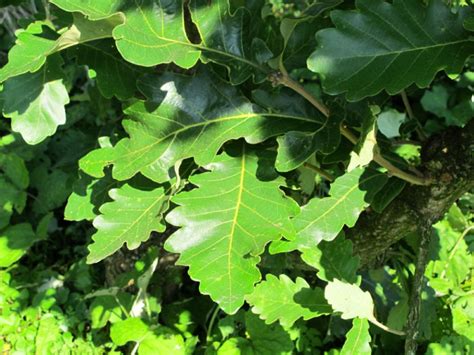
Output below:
[371,178,405,213]
[325,280,375,320]
[2,56,69,145]
[247,274,331,327]
[341,318,371,355]
[87,184,167,264]
[377,109,406,139]
[308,0,474,100]
[165,148,298,314]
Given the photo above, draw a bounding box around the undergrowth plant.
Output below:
[0,0,473,354]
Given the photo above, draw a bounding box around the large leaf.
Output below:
[246,274,331,327]
[87,184,167,264]
[341,318,371,355]
[1,56,70,144]
[102,72,322,183]
[274,168,386,252]
[308,0,474,100]
[165,148,299,314]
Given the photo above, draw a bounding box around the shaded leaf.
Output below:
[247,274,331,327]
[165,148,299,314]
[308,0,474,100]
[300,234,360,283]
[377,109,406,139]
[0,223,36,267]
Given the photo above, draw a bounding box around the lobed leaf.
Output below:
[341,318,371,355]
[165,148,299,314]
[308,0,474,100]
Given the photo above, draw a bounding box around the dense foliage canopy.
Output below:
[0,0,473,354]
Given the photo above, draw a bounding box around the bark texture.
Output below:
[349,120,474,266]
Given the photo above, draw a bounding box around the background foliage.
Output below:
[0,0,473,354]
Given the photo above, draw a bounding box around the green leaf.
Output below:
[324,280,375,321]
[347,114,377,172]
[165,148,299,314]
[370,178,405,213]
[0,22,57,83]
[106,72,322,182]
[275,168,386,252]
[0,223,36,267]
[64,173,119,221]
[452,296,474,341]
[87,184,167,264]
[1,56,70,145]
[341,318,371,355]
[110,318,186,354]
[377,109,406,139]
[246,274,331,327]
[300,234,360,283]
[190,0,272,84]
[69,40,141,99]
[245,312,294,355]
[0,177,26,229]
[0,153,29,190]
[308,0,474,100]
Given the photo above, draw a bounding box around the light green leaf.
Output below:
[275,168,386,252]
[341,318,371,355]
[377,109,406,139]
[247,274,331,327]
[65,173,119,221]
[0,22,57,83]
[79,147,116,179]
[300,234,360,283]
[165,148,299,314]
[348,116,377,171]
[105,71,322,182]
[87,184,167,264]
[0,223,36,267]
[308,0,474,100]
[325,280,375,320]
[2,56,70,145]
[452,296,474,341]
[110,318,186,355]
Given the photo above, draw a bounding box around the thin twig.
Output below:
[274,72,432,186]
[302,162,334,181]
[404,223,432,355]
[400,90,427,141]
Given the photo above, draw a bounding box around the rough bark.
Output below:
[349,119,474,267]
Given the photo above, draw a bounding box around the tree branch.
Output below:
[349,120,474,266]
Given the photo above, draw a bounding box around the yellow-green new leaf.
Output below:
[325,280,374,320]
[87,184,167,264]
[165,148,299,314]
[246,274,331,327]
[341,318,371,355]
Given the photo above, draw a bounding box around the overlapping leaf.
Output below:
[274,168,386,252]
[300,234,360,283]
[100,72,323,183]
[325,280,375,320]
[87,184,167,264]
[341,318,371,355]
[246,274,331,327]
[0,223,36,267]
[165,148,299,314]
[308,0,474,100]
[1,56,69,144]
